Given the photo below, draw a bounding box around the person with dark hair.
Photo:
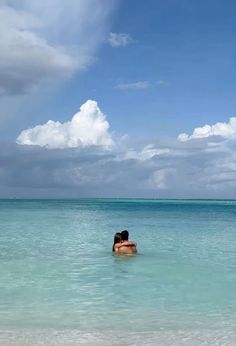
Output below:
[112,230,137,254]
[112,232,122,252]
[121,230,129,241]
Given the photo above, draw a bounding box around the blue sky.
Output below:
[0,0,236,198]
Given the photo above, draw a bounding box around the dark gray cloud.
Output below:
[1,136,236,198]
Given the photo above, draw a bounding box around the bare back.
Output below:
[114,241,137,254]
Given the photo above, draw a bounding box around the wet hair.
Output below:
[112,232,122,252]
[121,230,129,241]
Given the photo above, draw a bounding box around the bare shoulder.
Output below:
[117,240,137,247]
[113,244,120,252]
[125,240,137,246]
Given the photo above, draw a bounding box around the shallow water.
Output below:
[0,199,236,344]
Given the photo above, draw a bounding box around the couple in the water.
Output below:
[112,230,137,254]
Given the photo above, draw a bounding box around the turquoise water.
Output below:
[0,199,236,345]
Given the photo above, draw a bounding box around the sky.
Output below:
[0,0,236,198]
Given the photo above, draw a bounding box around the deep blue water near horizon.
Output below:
[0,199,236,345]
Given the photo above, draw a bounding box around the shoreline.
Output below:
[0,328,235,346]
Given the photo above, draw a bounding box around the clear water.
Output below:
[0,199,236,345]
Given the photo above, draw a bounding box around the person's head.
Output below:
[113,232,122,245]
[121,230,129,241]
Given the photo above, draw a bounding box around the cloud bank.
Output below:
[1,132,235,198]
[2,108,236,198]
[178,117,236,141]
[16,100,114,149]
[0,0,115,95]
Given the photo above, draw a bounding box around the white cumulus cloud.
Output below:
[108,32,133,47]
[16,100,114,149]
[178,117,236,141]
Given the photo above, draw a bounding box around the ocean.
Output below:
[0,199,236,345]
